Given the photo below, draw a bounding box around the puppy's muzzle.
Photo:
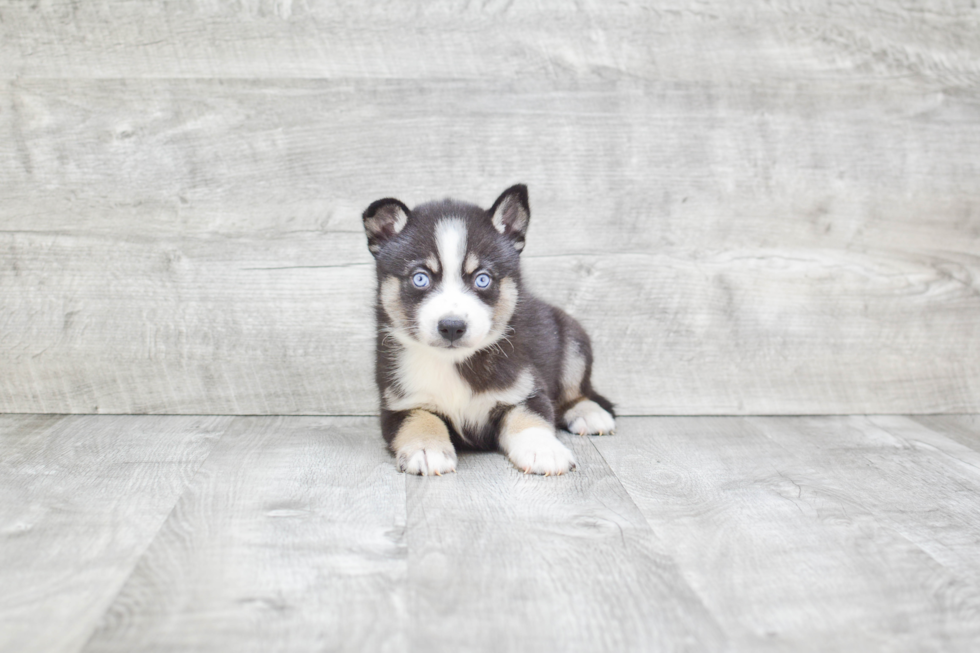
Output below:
[437,318,467,344]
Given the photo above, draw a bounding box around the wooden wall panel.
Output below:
[1,2,978,414]
[2,230,977,415]
[0,231,375,414]
[2,2,978,84]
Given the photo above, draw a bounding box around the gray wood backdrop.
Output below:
[1,1,978,415]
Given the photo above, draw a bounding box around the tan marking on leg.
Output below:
[502,404,553,435]
[392,409,451,451]
[425,254,440,274]
[392,409,457,476]
[559,339,587,404]
[499,405,576,475]
[464,252,480,274]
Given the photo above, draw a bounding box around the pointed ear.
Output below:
[488,184,530,252]
[363,198,411,256]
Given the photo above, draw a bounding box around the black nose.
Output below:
[437,319,467,343]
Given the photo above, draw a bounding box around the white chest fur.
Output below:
[385,340,533,439]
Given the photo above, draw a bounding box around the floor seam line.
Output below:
[73,415,239,653]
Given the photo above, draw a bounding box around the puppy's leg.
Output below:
[563,398,616,436]
[499,404,576,475]
[386,409,457,476]
[557,317,616,436]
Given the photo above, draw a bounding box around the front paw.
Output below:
[506,428,577,476]
[396,445,458,476]
[563,400,616,436]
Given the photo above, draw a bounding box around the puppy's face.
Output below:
[364,186,530,357]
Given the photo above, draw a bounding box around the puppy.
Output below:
[362,184,615,476]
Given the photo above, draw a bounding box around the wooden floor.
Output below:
[2,414,979,652]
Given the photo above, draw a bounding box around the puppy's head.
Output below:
[364,185,530,357]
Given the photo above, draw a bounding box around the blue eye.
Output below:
[411,272,430,289]
[474,273,491,289]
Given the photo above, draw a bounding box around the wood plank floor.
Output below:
[2,414,979,652]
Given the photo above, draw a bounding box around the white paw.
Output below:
[505,428,577,476]
[397,446,457,476]
[564,400,616,436]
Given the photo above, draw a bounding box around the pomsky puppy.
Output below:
[362,184,615,476]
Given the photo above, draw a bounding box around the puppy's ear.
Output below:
[488,184,530,252]
[363,198,411,256]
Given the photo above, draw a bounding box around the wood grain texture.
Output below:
[2,231,976,414]
[912,415,980,453]
[81,416,407,653]
[1,2,979,415]
[404,432,726,652]
[0,230,375,414]
[2,75,978,414]
[4,77,979,248]
[1,1,978,83]
[756,416,980,594]
[593,416,980,651]
[0,414,230,653]
[4,414,980,650]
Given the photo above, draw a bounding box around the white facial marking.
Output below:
[436,218,466,286]
[414,218,493,350]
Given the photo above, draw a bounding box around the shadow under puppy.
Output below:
[363,184,615,476]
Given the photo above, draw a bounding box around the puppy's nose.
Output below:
[438,318,467,343]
